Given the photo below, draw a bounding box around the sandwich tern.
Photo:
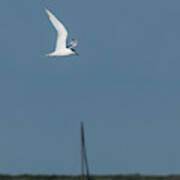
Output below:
[45,8,78,57]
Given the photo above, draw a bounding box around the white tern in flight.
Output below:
[45,8,78,57]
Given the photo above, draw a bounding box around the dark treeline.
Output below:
[0,175,179,180]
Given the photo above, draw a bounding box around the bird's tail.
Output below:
[40,54,50,58]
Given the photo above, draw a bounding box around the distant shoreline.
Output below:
[0,174,179,180]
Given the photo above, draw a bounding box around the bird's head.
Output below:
[71,48,79,56]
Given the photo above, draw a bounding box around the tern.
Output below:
[45,8,78,57]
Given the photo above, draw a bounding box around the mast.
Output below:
[81,122,85,180]
[81,122,91,180]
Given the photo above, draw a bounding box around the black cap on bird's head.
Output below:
[71,48,79,56]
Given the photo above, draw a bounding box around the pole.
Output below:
[81,122,85,180]
[80,122,91,180]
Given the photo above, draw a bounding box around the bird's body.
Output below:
[45,8,78,57]
[46,48,74,57]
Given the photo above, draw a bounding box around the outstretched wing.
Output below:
[45,8,68,51]
[68,39,78,48]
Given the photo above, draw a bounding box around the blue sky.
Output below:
[0,0,180,175]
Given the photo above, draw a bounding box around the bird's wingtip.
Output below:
[44,8,50,14]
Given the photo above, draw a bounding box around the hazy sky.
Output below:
[0,0,180,175]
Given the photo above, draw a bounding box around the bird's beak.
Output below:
[75,51,79,56]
